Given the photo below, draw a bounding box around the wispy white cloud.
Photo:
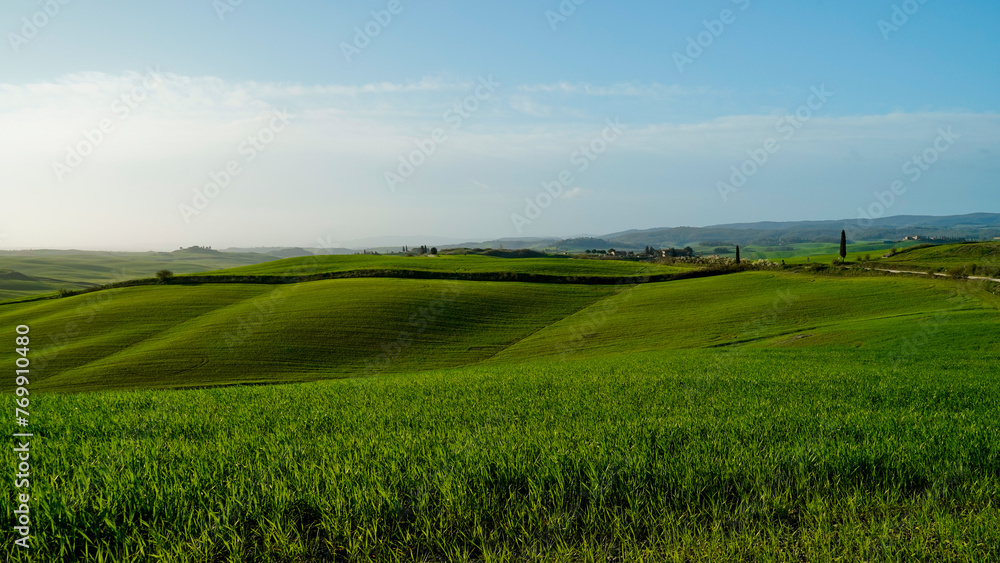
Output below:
[0,71,997,249]
[518,81,700,98]
[508,95,551,117]
[250,76,469,97]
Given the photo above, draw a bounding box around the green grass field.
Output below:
[0,249,280,302]
[2,280,617,393]
[4,350,1000,561]
[720,241,925,263]
[489,271,1000,363]
[0,270,92,303]
[879,242,1000,272]
[4,270,996,393]
[193,254,691,279]
[754,241,926,265]
[2,252,999,561]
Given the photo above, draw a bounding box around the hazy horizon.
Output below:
[1,209,996,253]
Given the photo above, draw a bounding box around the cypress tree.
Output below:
[735,245,741,265]
[840,230,847,262]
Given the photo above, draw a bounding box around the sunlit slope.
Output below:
[490,271,1000,362]
[879,242,1000,271]
[1,285,276,390]
[0,270,96,302]
[1,280,616,392]
[0,249,280,301]
[192,254,690,278]
[742,240,923,263]
[4,271,997,393]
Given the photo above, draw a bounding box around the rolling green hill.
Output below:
[0,248,282,301]
[490,271,1000,363]
[740,240,925,263]
[0,248,282,283]
[3,280,618,392]
[191,254,691,279]
[5,269,996,393]
[0,249,279,301]
[879,241,1000,272]
[0,269,99,301]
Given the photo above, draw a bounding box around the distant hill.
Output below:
[480,249,554,259]
[879,241,1000,272]
[555,237,616,251]
[271,248,314,258]
[172,246,223,255]
[429,214,1000,253]
[708,213,1000,231]
[445,238,563,251]
[0,249,284,302]
[223,246,353,256]
[0,270,34,282]
[601,213,1000,250]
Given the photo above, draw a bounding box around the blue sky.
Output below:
[1,0,998,249]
